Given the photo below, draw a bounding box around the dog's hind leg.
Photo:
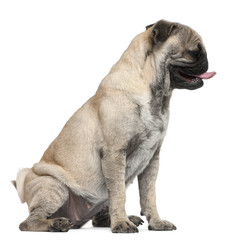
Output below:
[20,211,73,232]
[19,175,72,232]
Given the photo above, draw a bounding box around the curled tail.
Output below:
[12,168,30,203]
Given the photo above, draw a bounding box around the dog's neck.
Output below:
[99,30,173,105]
[149,78,172,116]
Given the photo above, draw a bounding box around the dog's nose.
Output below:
[199,59,209,74]
[191,58,209,75]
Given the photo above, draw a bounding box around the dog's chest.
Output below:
[125,104,169,183]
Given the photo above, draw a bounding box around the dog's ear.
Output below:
[146,23,154,30]
[151,20,178,44]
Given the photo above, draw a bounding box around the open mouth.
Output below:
[170,66,216,90]
[177,70,216,83]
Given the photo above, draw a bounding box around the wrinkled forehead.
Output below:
[178,25,204,50]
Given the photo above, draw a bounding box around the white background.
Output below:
[0,0,240,239]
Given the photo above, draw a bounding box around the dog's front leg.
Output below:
[101,149,138,233]
[138,147,176,231]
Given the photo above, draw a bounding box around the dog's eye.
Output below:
[189,43,203,59]
[191,50,199,57]
[189,49,201,58]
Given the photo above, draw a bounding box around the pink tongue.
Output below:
[195,72,216,79]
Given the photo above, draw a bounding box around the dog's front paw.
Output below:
[148,219,176,231]
[112,220,139,233]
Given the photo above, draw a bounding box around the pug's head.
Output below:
[147,20,216,90]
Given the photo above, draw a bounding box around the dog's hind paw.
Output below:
[128,215,144,226]
[49,217,73,232]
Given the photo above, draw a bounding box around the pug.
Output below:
[13,19,216,233]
